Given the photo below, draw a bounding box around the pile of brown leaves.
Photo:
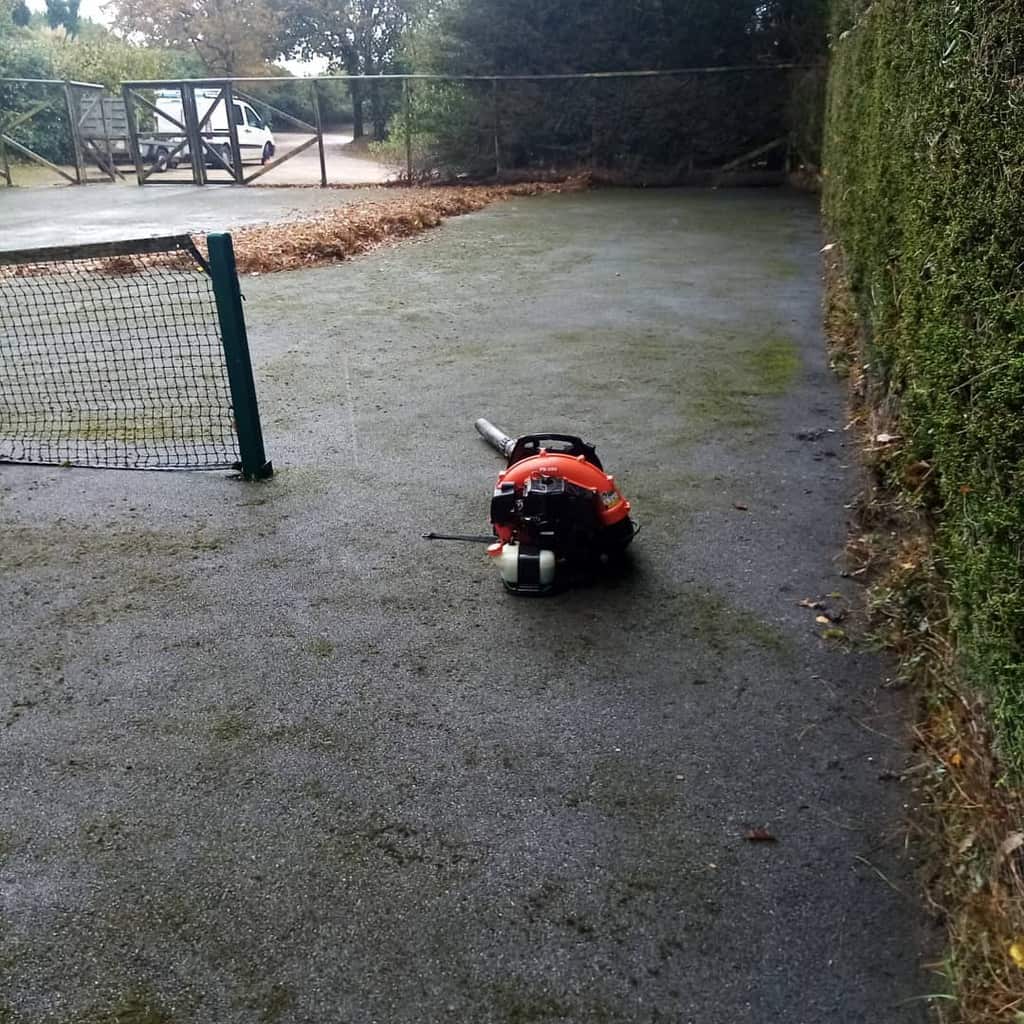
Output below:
[3,180,587,279]
[824,242,1024,1023]
[218,179,589,275]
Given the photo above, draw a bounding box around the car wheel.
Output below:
[261,142,274,165]
[153,147,170,173]
[205,144,230,169]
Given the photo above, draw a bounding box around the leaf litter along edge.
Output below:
[203,179,591,276]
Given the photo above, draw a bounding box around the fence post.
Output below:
[310,79,327,188]
[492,78,501,180]
[62,82,84,184]
[589,80,598,171]
[182,84,207,186]
[207,232,273,480]
[98,94,117,182]
[402,78,413,185]
[0,138,10,187]
[121,85,146,186]
[223,81,244,183]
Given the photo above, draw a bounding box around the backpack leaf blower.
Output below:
[425,419,637,594]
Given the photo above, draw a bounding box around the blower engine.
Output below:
[425,419,637,594]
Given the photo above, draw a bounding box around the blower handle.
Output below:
[475,418,516,459]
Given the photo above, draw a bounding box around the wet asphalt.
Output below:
[0,189,932,1022]
[0,183,382,251]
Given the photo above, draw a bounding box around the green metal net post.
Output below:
[207,232,273,480]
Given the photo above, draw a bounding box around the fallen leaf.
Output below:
[948,751,963,767]
[813,607,847,624]
[821,627,847,641]
[745,828,777,843]
[181,179,590,276]
[998,832,1024,860]
[798,598,824,609]
[1010,942,1024,969]
[733,502,749,511]
[874,432,901,444]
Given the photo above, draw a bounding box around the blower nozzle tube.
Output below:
[475,418,516,459]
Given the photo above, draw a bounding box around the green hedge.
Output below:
[824,0,1024,771]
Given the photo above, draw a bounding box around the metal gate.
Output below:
[0,78,113,186]
[120,79,327,187]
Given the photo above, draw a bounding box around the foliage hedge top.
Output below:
[824,0,1024,771]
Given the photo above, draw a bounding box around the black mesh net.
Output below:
[0,235,238,471]
[401,70,795,184]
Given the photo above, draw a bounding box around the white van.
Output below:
[155,89,276,167]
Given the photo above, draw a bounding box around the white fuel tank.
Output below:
[487,542,556,591]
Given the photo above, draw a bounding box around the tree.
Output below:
[414,0,760,77]
[51,23,204,89]
[750,0,829,62]
[11,0,30,27]
[276,0,419,138]
[110,0,280,75]
[392,0,827,180]
[45,0,80,35]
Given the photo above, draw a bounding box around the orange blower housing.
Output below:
[483,430,637,593]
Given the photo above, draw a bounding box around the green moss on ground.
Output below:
[686,334,801,430]
[251,983,294,1024]
[58,992,174,1024]
[548,326,800,436]
[209,713,253,742]
[483,978,629,1023]
[761,256,801,281]
[0,524,229,574]
[683,586,792,658]
[307,637,335,658]
[745,337,800,393]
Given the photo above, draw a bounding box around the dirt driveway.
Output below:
[262,131,395,185]
[0,189,930,1023]
[128,130,393,187]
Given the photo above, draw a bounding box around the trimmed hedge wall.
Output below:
[824,0,1024,770]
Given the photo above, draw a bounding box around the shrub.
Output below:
[824,0,1024,772]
